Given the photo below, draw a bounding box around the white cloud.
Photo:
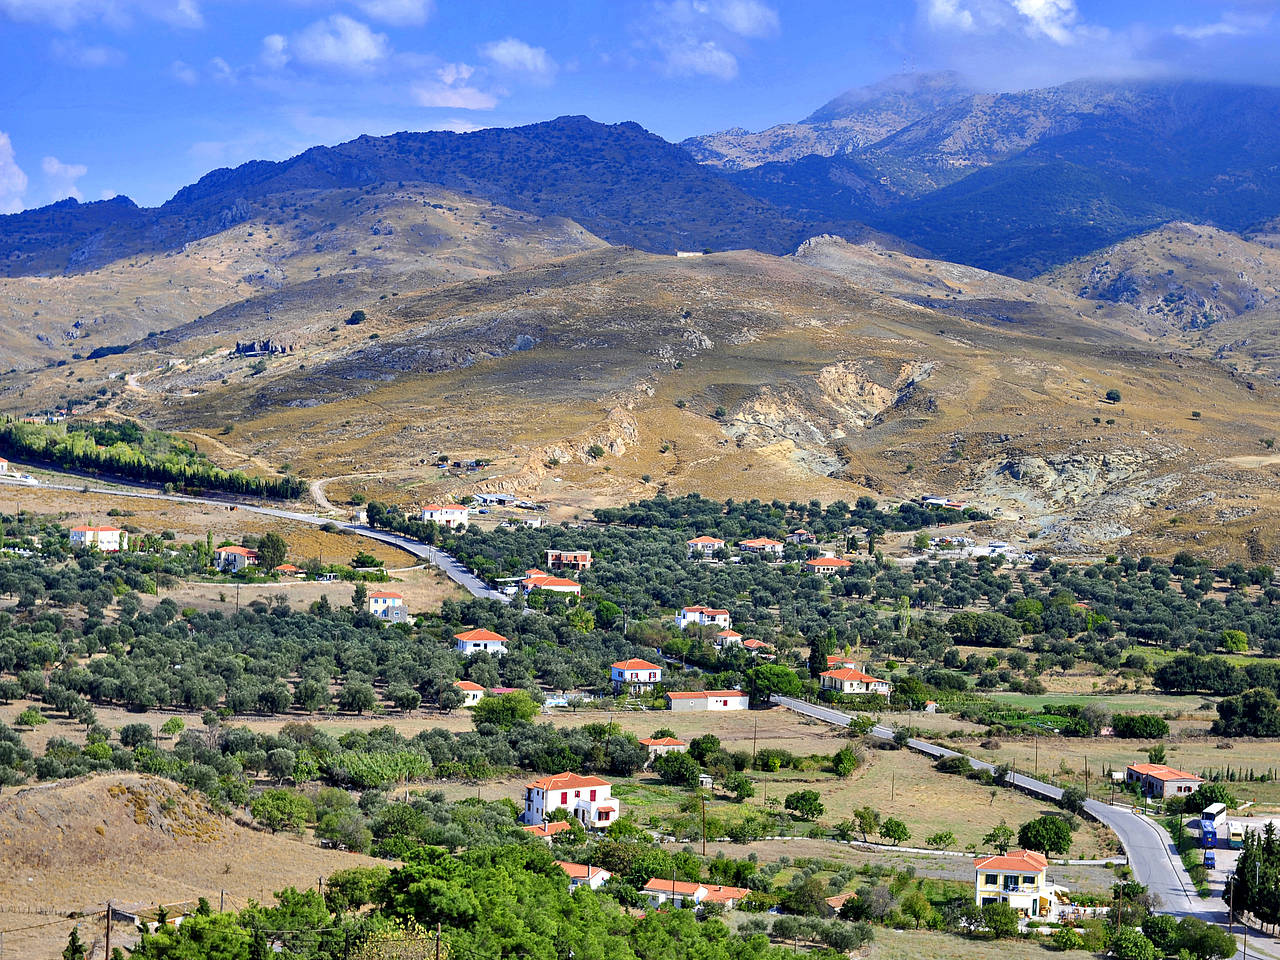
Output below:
[293,14,390,71]
[42,155,87,202]
[355,0,433,26]
[664,39,738,78]
[1173,11,1271,41]
[170,59,198,83]
[479,37,558,81]
[694,0,778,37]
[260,34,289,70]
[918,0,1086,45]
[50,37,125,67]
[0,132,27,213]
[412,61,499,109]
[209,56,234,81]
[99,189,118,200]
[0,0,202,29]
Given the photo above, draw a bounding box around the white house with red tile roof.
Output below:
[0,456,8,473]
[455,627,509,657]
[367,590,407,622]
[545,549,592,572]
[521,772,618,828]
[273,563,304,577]
[611,658,662,693]
[69,525,128,553]
[805,557,853,575]
[1125,763,1204,798]
[642,879,750,911]
[676,605,731,630]
[666,690,749,712]
[824,892,857,916]
[974,850,1066,919]
[738,537,784,557]
[555,861,612,891]
[638,736,687,762]
[742,637,774,656]
[522,820,572,841]
[686,535,726,559]
[454,680,485,706]
[522,572,582,596]
[786,529,816,544]
[213,544,257,572]
[819,667,892,697]
[422,503,469,528]
[713,628,743,649]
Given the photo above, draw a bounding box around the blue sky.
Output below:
[1,0,1278,212]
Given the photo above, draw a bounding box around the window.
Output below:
[560,792,568,804]
[1023,876,1037,886]
[598,810,610,822]
[589,790,597,801]
[984,874,998,886]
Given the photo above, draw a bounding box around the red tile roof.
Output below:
[805,557,852,569]
[687,536,726,545]
[215,545,256,556]
[973,850,1049,872]
[455,628,509,645]
[273,563,303,572]
[820,667,888,685]
[71,525,125,533]
[701,884,750,903]
[1127,763,1203,782]
[643,879,704,897]
[368,591,403,599]
[682,605,729,616]
[523,821,572,838]
[526,772,612,791]
[454,680,485,692]
[523,574,581,589]
[742,638,771,649]
[739,537,782,547]
[555,861,609,881]
[612,658,661,671]
[424,503,468,511]
[639,737,687,747]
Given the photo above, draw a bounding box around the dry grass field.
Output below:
[0,773,382,960]
[864,927,1097,960]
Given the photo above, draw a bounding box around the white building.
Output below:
[713,628,743,649]
[521,772,619,829]
[686,535,726,559]
[422,503,469,528]
[0,457,7,474]
[641,879,749,911]
[1125,763,1205,798]
[804,557,854,575]
[638,736,687,762]
[69,525,128,552]
[676,605,731,630]
[666,690,749,712]
[611,658,662,693]
[522,570,582,596]
[455,627,509,657]
[367,591,407,622]
[454,680,485,706]
[213,545,258,572]
[555,861,612,891]
[818,667,892,697]
[974,850,1067,920]
[738,537,784,557]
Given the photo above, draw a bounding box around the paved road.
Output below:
[4,475,508,602]
[772,695,1221,925]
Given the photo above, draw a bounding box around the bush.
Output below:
[1018,815,1072,855]
[1111,714,1171,739]
[346,310,366,325]
[785,789,824,821]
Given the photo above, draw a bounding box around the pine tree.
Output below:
[62,927,86,960]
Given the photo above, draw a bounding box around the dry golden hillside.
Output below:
[0,773,381,959]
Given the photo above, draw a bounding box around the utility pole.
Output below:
[105,901,112,959]
[1034,735,1038,776]
[752,718,758,768]
[701,795,707,856]
[891,771,895,802]
[220,890,225,913]
[435,922,442,960]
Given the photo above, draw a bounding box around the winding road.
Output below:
[771,695,1227,926]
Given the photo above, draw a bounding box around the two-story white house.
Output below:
[367,591,407,622]
[69,525,128,552]
[676,606,731,630]
[738,537,784,558]
[213,545,258,572]
[686,536,726,560]
[819,667,892,698]
[455,627,509,657]
[521,772,618,829]
[638,736,687,763]
[422,503,469,528]
[611,658,662,693]
[1125,763,1204,798]
[973,850,1067,920]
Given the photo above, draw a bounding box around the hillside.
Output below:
[722,79,1280,275]
[0,116,834,279]
[682,71,972,169]
[1043,223,1280,379]
[0,773,381,958]
[0,185,605,371]
[13,240,1280,558]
